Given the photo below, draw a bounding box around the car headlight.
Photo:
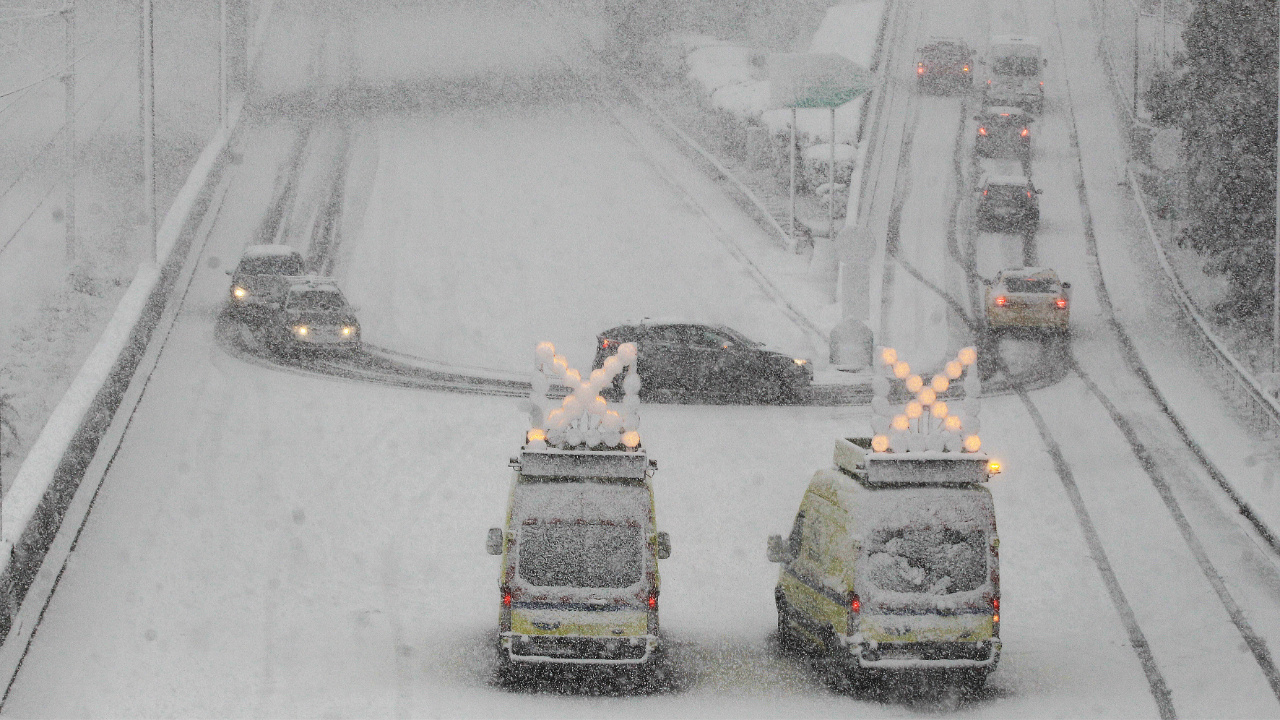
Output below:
[793,358,808,366]
[232,286,247,299]
[293,325,308,336]
[341,326,357,337]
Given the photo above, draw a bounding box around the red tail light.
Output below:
[1020,127,1029,137]
[983,189,988,196]
[917,65,925,75]
[1055,297,1068,309]
[502,587,512,607]
[963,64,970,72]
[647,593,658,610]
[601,339,614,350]
[993,597,1000,612]
[995,296,1008,307]
[849,593,861,614]
[1027,191,1033,198]
[978,127,987,136]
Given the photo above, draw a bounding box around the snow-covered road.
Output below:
[5,0,1280,716]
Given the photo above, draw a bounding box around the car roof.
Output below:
[998,267,1060,282]
[922,37,971,49]
[982,173,1032,186]
[241,244,303,259]
[286,277,342,294]
[979,105,1027,117]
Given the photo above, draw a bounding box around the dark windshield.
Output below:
[993,56,1040,76]
[287,290,347,311]
[1004,277,1058,293]
[517,522,642,588]
[986,185,1029,202]
[864,527,987,595]
[238,255,304,275]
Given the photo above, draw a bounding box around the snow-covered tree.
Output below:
[1177,0,1277,316]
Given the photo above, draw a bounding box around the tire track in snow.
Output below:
[1043,0,1280,700]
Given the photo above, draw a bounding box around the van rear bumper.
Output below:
[840,636,1001,670]
[500,632,659,665]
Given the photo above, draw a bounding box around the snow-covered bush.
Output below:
[800,143,855,192]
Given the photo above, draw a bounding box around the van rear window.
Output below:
[517,522,642,588]
[864,527,987,595]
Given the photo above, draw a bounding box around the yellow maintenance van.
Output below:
[486,341,669,683]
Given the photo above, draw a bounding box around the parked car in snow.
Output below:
[916,38,975,93]
[263,278,361,356]
[984,267,1071,335]
[593,321,813,403]
[226,244,306,321]
[975,174,1041,234]
[974,106,1033,160]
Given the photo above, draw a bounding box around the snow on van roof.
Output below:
[241,244,302,258]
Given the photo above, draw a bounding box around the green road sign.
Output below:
[769,52,873,109]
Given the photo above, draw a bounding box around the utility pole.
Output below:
[140,0,156,265]
[1273,2,1279,371]
[1133,9,1141,118]
[64,0,76,262]
[219,0,228,129]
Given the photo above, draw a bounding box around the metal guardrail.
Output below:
[1126,165,1280,434]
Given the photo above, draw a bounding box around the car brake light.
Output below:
[993,597,1000,611]
[1021,127,1029,137]
[963,64,970,72]
[1056,297,1068,309]
[917,65,925,75]
[648,593,658,610]
[502,587,512,607]
[849,592,861,614]
[1027,191,1033,198]
[983,189,988,196]
[978,127,987,135]
[1040,81,1044,86]
[995,296,1008,307]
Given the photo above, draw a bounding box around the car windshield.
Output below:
[287,290,346,311]
[864,526,988,595]
[517,522,643,588]
[1004,277,1058,293]
[714,326,761,347]
[992,56,1040,76]
[238,255,304,275]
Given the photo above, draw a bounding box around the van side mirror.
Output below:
[982,277,993,286]
[486,527,503,555]
[973,115,981,121]
[657,531,671,559]
[767,534,792,563]
[1061,281,1071,289]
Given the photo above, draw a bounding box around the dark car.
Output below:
[974,106,1032,160]
[227,244,306,320]
[264,279,361,356]
[975,174,1040,234]
[916,39,974,93]
[594,322,813,403]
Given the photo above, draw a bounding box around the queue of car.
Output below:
[226,244,363,356]
[913,34,1071,338]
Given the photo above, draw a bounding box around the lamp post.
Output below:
[64,0,76,262]
[1273,2,1279,371]
[140,0,156,265]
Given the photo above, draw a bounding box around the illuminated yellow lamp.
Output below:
[891,415,910,431]
[294,325,308,336]
[621,431,641,449]
[931,375,949,392]
[526,428,547,444]
[905,375,923,393]
[905,401,923,419]
[593,395,608,410]
[944,415,963,431]
[958,346,977,366]
[918,388,937,405]
[945,360,964,380]
[893,361,911,379]
[565,368,582,386]
[931,401,949,419]
[232,286,247,299]
[963,434,982,452]
[880,347,898,365]
[871,434,890,452]
[342,326,354,336]
[987,459,1002,475]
